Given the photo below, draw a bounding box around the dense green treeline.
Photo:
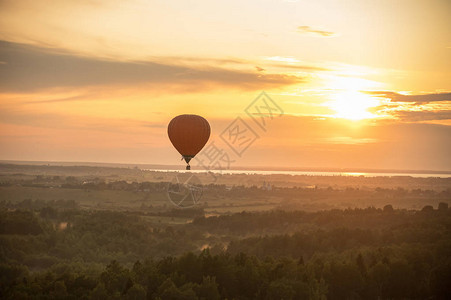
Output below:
[193,207,450,235]
[2,247,450,299]
[1,207,450,298]
[0,209,202,269]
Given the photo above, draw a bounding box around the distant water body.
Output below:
[148,169,451,178]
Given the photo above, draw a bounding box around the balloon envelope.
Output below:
[167,114,210,162]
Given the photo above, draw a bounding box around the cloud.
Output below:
[263,56,330,72]
[297,26,337,37]
[366,91,451,103]
[21,94,90,104]
[393,110,451,122]
[0,40,303,92]
[270,64,329,72]
[153,56,249,66]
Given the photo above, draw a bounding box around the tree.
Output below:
[386,261,415,298]
[308,278,328,300]
[267,278,295,300]
[356,253,367,277]
[437,202,448,211]
[421,205,434,212]
[125,284,146,300]
[40,207,58,219]
[90,283,108,299]
[383,204,394,212]
[326,262,362,299]
[157,278,197,300]
[50,280,68,298]
[100,260,130,295]
[430,261,451,298]
[196,276,220,300]
[369,263,389,298]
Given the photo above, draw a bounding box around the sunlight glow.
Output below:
[326,91,380,120]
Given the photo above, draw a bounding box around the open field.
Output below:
[1,163,450,215]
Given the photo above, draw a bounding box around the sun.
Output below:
[326,91,380,121]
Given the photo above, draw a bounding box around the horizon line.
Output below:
[1,159,450,175]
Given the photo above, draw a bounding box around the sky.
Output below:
[0,0,450,171]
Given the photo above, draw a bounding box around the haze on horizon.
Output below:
[0,0,450,171]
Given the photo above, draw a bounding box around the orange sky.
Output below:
[0,0,450,171]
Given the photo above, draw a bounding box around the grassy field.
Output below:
[1,163,450,217]
[0,186,167,210]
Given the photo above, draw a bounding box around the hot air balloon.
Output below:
[167,114,210,170]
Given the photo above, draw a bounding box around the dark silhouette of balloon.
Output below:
[168,114,210,170]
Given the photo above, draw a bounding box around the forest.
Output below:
[0,164,450,299]
[1,205,450,299]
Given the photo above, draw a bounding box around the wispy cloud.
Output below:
[393,110,451,122]
[152,56,249,66]
[263,56,329,72]
[0,40,303,92]
[270,64,329,72]
[22,94,90,104]
[367,91,451,123]
[366,91,451,103]
[297,26,337,37]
